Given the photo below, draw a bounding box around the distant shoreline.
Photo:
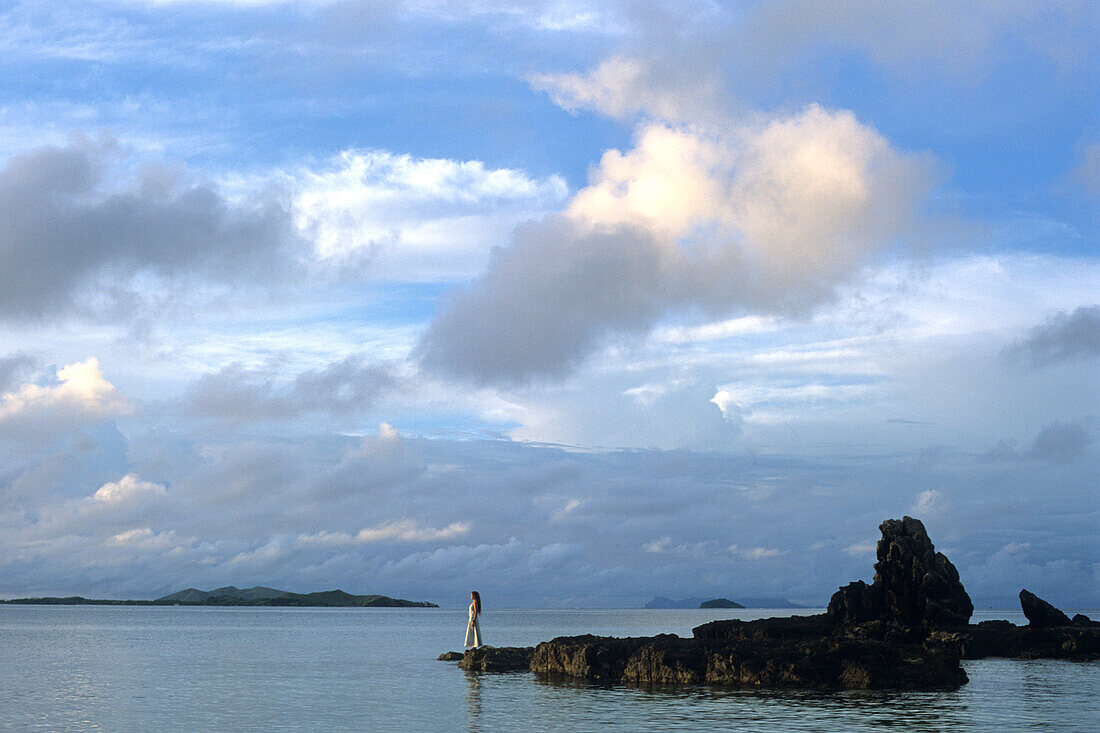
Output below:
[0,597,438,607]
[1,586,437,608]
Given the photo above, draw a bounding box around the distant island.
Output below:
[1,585,437,608]
[645,596,807,609]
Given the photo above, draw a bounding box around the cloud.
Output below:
[188,355,396,421]
[418,216,668,383]
[509,378,740,451]
[420,104,934,384]
[326,424,423,492]
[0,353,36,393]
[911,489,948,518]
[92,473,167,504]
[531,55,720,123]
[0,358,131,437]
[1007,305,1100,367]
[0,134,302,320]
[983,418,1096,464]
[356,520,470,542]
[107,527,177,549]
[728,544,787,560]
[282,148,568,280]
[643,536,672,553]
[529,2,1091,129]
[1027,419,1095,463]
[297,519,470,546]
[2,429,1097,606]
[0,127,573,322]
[740,0,1090,83]
[842,542,877,557]
[551,498,582,522]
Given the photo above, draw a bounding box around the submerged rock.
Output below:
[828,517,972,628]
[1019,589,1072,628]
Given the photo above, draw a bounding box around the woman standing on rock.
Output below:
[465,590,482,649]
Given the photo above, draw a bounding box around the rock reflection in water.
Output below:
[529,674,974,732]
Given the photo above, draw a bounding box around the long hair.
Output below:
[471,590,481,615]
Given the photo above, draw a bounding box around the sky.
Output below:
[0,0,1097,608]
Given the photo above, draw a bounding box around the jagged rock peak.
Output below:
[1019,589,1072,628]
[828,516,973,628]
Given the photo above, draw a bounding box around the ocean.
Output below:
[1,605,1097,731]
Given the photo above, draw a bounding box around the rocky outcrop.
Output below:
[529,631,966,690]
[828,517,972,628]
[1019,589,1072,628]
[442,517,1097,689]
[827,581,880,626]
[917,591,1100,661]
[928,620,1100,661]
[437,651,463,661]
[1073,614,1100,627]
[455,646,533,672]
[693,614,833,642]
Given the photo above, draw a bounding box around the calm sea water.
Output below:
[1,606,1098,732]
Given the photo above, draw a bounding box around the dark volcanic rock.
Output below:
[693,614,832,642]
[443,517,1095,690]
[529,634,656,681]
[437,651,463,661]
[457,646,533,672]
[1019,589,1072,628]
[828,516,972,628]
[1073,614,1100,627]
[827,581,881,626]
[927,621,1100,661]
[530,632,966,690]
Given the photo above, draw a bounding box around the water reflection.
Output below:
[464,672,482,732]
[531,673,979,732]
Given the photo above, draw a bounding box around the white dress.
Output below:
[464,602,482,647]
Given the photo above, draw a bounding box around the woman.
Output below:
[464,590,483,649]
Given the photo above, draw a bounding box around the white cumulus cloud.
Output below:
[275,149,568,281]
[0,357,131,436]
[92,474,167,504]
[419,102,934,384]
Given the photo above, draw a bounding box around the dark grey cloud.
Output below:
[0,135,301,320]
[1027,419,1095,463]
[1008,305,1100,367]
[188,355,396,422]
[417,217,668,384]
[982,418,1095,464]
